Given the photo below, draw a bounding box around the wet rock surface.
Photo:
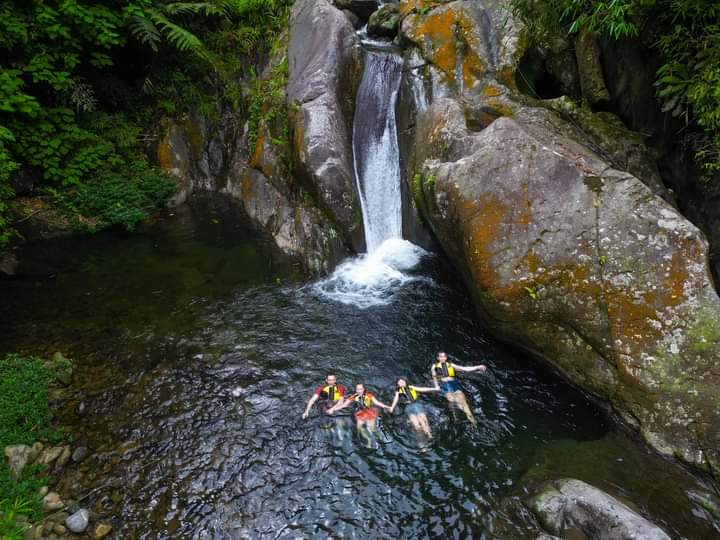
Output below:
[402,0,720,477]
[333,0,379,21]
[530,479,671,539]
[368,3,400,38]
[288,0,364,249]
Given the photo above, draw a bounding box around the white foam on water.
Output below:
[312,238,428,308]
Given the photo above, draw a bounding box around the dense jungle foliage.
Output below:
[0,0,292,248]
[511,0,720,180]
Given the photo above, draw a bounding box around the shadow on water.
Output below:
[1,195,717,539]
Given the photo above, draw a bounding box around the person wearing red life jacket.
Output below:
[389,378,439,438]
[302,374,346,419]
[431,351,487,425]
[327,383,391,447]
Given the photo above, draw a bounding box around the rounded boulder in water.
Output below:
[65,509,90,533]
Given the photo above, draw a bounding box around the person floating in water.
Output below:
[431,351,486,425]
[389,378,439,438]
[327,383,391,447]
[302,374,346,419]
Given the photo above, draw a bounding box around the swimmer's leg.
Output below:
[417,413,433,438]
[408,414,423,433]
[356,419,372,448]
[447,391,477,425]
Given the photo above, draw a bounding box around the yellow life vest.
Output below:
[398,385,418,402]
[321,384,342,402]
[434,362,456,379]
[353,392,374,409]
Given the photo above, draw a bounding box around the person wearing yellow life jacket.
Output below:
[389,378,439,438]
[431,351,487,425]
[302,374,346,419]
[327,383,391,447]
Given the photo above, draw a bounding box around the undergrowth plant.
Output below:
[0,0,292,246]
[0,354,63,538]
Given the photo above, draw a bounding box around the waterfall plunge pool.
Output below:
[1,195,717,538]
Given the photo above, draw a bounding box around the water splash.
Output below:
[312,238,428,308]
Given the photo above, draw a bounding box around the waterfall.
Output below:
[312,45,429,308]
[352,49,404,253]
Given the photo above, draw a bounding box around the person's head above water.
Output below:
[355,383,365,394]
[436,351,448,363]
[325,374,337,385]
[397,378,407,388]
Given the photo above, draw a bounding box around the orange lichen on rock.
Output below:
[662,249,690,306]
[485,99,515,117]
[499,65,518,92]
[399,0,427,16]
[157,137,175,172]
[409,9,458,80]
[460,196,508,291]
[462,50,485,90]
[483,85,502,97]
[241,171,253,201]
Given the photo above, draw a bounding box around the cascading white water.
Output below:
[352,49,404,252]
[314,45,429,308]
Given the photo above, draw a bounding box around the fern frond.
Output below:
[149,10,204,52]
[164,2,234,18]
[129,14,162,52]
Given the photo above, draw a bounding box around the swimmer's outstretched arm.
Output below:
[371,396,392,411]
[413,384,439,393]
[327,396,351,415]
[452,363,487,373]
[389,392,400,414]
[302,394,319,419]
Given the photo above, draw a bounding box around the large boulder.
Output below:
[530,479,671,539]
[411,96,720,476]
[288,0,365,249]
[401,0,720,478]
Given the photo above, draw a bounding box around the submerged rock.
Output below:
[530,479,671,539]
[65,508,90,534]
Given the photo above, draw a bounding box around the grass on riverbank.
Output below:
[0,354,64,539]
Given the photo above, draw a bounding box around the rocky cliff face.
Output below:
[156,0,368,274]
[398,0,720,477]
[156,0,720,477]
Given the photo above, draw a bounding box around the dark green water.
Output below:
[1,195,717,539]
